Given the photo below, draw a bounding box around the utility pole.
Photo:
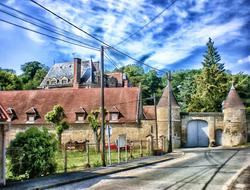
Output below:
[100,45,106,166]
[153,93,158,149]
[167,71,173,153]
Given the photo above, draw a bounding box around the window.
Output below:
[27,115,35,122]
[75,107,87,122]
[76,114,85,122]
[110,113,118,121]
[62,79,67,84]
[51,78,57,85]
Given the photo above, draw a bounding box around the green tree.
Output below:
[7,127,57,179]
[141,70,162,104]
[87,108,107,152]
[20,61,48,89]
[122,65,144,86]
[171,69,201,112]
[188,38,229,112]
[230,73,250,113]
[45,105,69,147]
[0,70,22,90]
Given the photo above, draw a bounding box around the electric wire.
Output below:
[29,0,166,74]
[0,9,99,50]
[114,0,178,46]
[0,2,94,44]
[0,18,100,51]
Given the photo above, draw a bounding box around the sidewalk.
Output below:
[2,151,184,190]
[231,165,250,190]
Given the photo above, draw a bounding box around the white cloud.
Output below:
[237,55,250,64]
[12,0,249,72]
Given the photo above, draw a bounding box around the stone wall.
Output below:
[5,120,154,146]
[181,112,224,146]
[247,114,250,142]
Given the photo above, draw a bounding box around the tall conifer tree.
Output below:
[188,38,229,112]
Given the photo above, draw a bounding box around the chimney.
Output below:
[73,58,81,88]
[124,79,128,88]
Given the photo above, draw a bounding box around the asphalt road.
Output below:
[47,148,250,190]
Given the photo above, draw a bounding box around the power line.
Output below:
[114,0,178,46]
[0,9,99,50]
[0,2,94,44]
[0,18,99,51]
[104,54,119,70]
[104,51,122,69]
[29,0,166,74]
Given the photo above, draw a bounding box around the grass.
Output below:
[6,146,150,181]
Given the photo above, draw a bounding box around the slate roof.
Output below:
[223,85,245,109]
[40,60,99,88]
[157,85,180,107]
[0,87,140,124]
[143,106,155,120]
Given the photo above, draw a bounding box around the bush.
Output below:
[7,127,58,178]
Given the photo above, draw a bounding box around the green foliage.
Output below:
[188,38,229,112]
[231,73,250,113]
[171,70,201,112]
[0,70,22,90]
[45,105,69,145]
[7,127,57,179]
[20,61,48,89]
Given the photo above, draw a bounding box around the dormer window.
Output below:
[109,106,120,122]
[62,77,68,85]
[6,107,16,120]
[75,107,87,122]
[51,78,57,85]
[26,107,38,123]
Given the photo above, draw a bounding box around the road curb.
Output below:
[32,152,185,190]
[222,160,250,190]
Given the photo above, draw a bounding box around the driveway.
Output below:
[47,148,250,190]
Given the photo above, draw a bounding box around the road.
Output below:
[48,148,250,190]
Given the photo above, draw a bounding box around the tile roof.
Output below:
[0,87,139,124]
[143,105,155,120]
[223,85,245,109]
[157,85,180,108]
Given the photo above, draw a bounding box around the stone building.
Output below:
[157,84,249,148]
[40,58,128,89]
[0,87,154,145]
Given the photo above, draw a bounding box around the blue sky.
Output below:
[0,0,249,74]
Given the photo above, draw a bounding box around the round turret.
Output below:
[157,85,181,148]
[222,85,247,146]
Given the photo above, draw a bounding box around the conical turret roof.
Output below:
[157,85,179,107]
[223,85,245,109]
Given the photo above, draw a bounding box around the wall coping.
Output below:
[181,112,223,117]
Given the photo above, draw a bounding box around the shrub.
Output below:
[7,127,58,179]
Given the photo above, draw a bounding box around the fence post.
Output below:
[86,142,90,168]
[147,139,150,155]
[130,141,133,158]
[64,145,67,173]
[140,140,143,157]
[125,137,128,162]
[117,138,120,164]
[150,136,154,155]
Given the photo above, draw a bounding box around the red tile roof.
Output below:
[0,87,140,124]
[157,85,179,107]
[223,85,245,109]
[143,106,156,120]
[0,104,10,122]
